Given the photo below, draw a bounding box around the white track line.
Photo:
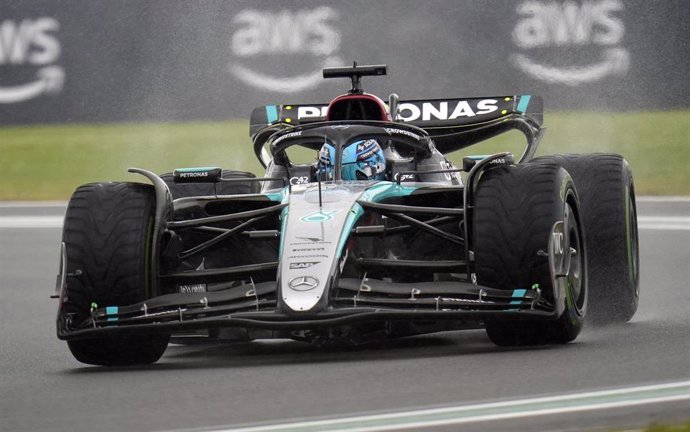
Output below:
[166,380,690,432]
[0,201,67,208]
[0,216,64,228]
[635,196,690,202]
[637,216,690,231]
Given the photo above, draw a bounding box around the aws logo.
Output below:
[0,17,64,104]
[229,7,344,93]
[511,0,629,86]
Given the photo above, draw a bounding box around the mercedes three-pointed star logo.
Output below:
[288,276,319,291]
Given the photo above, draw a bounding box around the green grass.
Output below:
[0,121,257,200]
[1,111,688,200]
[633,420,690,432]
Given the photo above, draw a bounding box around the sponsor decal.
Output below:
[511,0,629,85]
[179,284,207,294]
[229,7,344,93]
[394,173,416,182]
[442,297,495,304]
[396,100,498,122]
[293,238,330,244]
[299,106,329,119]
[287,275,319,291]
[289,261,320,269]
[440,160,458,181]
[300,210,340,223]
[384,127,423,141]
[0,17,64,103]
[290,176,310,185]
[179,171,208,178]
[273,130,302,146]
[287,254,328,259]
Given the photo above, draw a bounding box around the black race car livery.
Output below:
[54,64,639,366]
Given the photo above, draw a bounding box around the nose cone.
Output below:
[277,183,366,314]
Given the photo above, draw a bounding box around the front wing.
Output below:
[58,278,558,341]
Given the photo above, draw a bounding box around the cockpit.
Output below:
[326,93,390,122]
[251,63,463,188]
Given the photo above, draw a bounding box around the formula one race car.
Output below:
[53,64,639,366]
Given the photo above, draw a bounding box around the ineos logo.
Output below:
[288,276,319,291]
[0,18,64,103]
[511,0,629,85]
[229,7,344,93]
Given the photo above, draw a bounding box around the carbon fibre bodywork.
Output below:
[55,65,574,346]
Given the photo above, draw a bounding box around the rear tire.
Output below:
[533,154,639,323]
[473,162,587,346]
[61,182,169,366]
[160,169,258,199]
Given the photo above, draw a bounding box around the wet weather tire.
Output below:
[533,154,639,323]
[61,182,169,366]
[160,169,258,199]
[473,162,588,346]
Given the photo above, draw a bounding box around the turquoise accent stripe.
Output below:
[105,306,119,322]
[516,95,531,113]
[335,183,417,259]
[359,182,418,203]
[263,188,287,203]
[270,186,291,258]
[176,167,218,172]
[510,289,527,305]
[277,206,289,258]
[336,203,364,259]
[265,105,279,123]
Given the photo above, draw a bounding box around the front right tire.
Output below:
[61,182,169,366]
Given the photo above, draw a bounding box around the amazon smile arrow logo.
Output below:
[512,48,629,86]
[0,65,64,103]
[230,56,343,94]
[0,17,64,104]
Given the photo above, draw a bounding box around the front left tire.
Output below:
[473,161,588,346]
[533,154,639,324]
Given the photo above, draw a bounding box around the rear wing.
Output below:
[250,95,544,162]
[250,95,541,136]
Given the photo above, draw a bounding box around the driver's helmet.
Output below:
[318,139,387,180]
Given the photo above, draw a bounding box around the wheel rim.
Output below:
[566,204,586,314]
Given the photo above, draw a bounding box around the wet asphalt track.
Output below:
[0,199,688,432]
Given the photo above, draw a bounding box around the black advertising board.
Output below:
[1,0,688,125]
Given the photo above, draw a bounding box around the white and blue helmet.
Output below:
[319,139,386,180]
